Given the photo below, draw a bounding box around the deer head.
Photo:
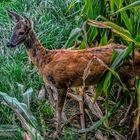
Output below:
[7,11,33,48]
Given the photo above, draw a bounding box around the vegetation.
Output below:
[0,0,140,139]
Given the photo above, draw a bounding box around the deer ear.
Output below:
[23,16,34,29]
[29,19,34,29]
[7,10,23,23]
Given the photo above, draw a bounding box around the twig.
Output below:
[119,98,133,125]
[67,92,82,102]
[95,130,108,140]
[109,129,126,140]
[84,94,103,119]
[61,113,82,129]
[78,88,85,129]
[85,108,93,124]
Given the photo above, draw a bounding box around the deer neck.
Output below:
[24,30,49,69]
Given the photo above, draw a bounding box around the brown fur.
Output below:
[7,11,140,134]
[27,41,140,89]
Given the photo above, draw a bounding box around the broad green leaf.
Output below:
[83,0,94,19]
[111,1,140,15]
[104,22,133,41]
[111,45,132,69]
[114,0,122,8]
[64,28,81,48]
[135,35,140,42]
[101,45,132,127]
[103,73,112,93]
[0,92,37,128]
[110,0,116,12]
[109,0,123,11]
[79,40,86,49]
[104,64,127,90]
[95,57,128,91]
[99,30,108,46]
[0,92,44,139]
[121,11,132,32]
[23,87,33,109]
[134,9,140,27]
[87,27,98,45]
[94,46,131,102]
[87,19,140,47]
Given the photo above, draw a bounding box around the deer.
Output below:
[7,11,140,135]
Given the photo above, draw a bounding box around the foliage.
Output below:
[0,0,140,139]
[65,0,140,138]
[0,91,44,140]
[65,0,140,48]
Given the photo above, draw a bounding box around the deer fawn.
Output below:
[7,11,140,135]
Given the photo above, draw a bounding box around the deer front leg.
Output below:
[56,88,67,135]
[45,85,58,110]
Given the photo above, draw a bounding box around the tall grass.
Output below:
[0,0,77,139]
[0,0,76,102]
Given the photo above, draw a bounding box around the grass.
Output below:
[0,0,78,139]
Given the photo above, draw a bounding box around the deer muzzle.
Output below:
[7,42,15,48]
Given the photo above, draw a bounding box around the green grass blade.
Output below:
[94,77,104,102]
[65,0,80,15]
[111,1,140,15]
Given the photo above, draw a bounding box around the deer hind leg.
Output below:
[56,88,67,134]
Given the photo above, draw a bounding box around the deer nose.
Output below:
[7,42,15,48]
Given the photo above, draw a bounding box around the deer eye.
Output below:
[18,32,24,35]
